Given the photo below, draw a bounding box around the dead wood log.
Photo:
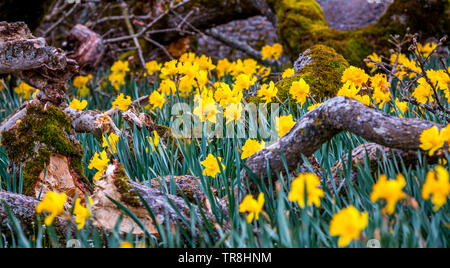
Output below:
[66,24,105,74]
[0,21,78,105]
[243,96,442,193]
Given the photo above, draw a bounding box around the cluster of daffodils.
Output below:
[336,65,394,109]
[238,165,449,247]
[146,52,273,113]
[108,60,130,91]
[364,45,450,110]
[35,191,92,230]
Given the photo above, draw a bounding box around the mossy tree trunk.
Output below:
[268,0,449,66]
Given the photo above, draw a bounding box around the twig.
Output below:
[120,0,148,75]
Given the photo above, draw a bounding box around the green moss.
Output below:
[272,0,450,67]
[1,104,91,196]
[247,45,348,105]
[114,164,141,207]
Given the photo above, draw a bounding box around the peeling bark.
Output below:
[0,22,78,105]
[243,97,442,192]
[63,106,121,138]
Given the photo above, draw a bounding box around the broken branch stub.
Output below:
[243,97,441,193]
[66,24,105,74]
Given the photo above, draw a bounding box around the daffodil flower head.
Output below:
[329,206,368,248]
[36,191,67,226]
[370,174,406,214]
[422,166,450,211]
[239,193,265,223]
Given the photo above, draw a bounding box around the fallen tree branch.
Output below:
[204,28,271,66]
[243,96,442,192]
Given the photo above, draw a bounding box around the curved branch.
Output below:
[243,97,441,192]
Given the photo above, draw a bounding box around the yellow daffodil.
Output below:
[36,191,67,226]
[289,78,310,106]
[73,75,92,88]
[225,103,243,125]
[73,74,92,97]
[108,72,126,91]
[282,68,295,79]
[329,206,368,248]
[111,93,132,111]
[73,197,92,230]
[147,130,160,152]
[366,52,382,72]
[200,153,225,178]
[419,126,444,156]
[415,42,437,57]
[393,98,409,118]
[111,60,130,75]
[149,90,166,110]
[341,66,369,88]
[69,98,88,111]
[337,81,360,99]
[158,79,177,96]
[14,81,34,99]
[257,81,278,103]
[276,114,296,139]
[261,43,283,61]
[233,74,256,91]
[288,172,324,208]
[239,193,265,223]
[102,133,119,154]
[196,55,216,71]
[88,150,110,181]
[412,78,433,104]
[241,139,265,159]
[216,58,232,78]
[160,60,179,79]
[422,166,450,211]
[145,60,161,76]
[370,174,406,214]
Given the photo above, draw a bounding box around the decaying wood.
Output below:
[63,106,121,138]
[66,24,105,74]
[0,21,78,105]
[35,153,91,204]
[243,97,442,192]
